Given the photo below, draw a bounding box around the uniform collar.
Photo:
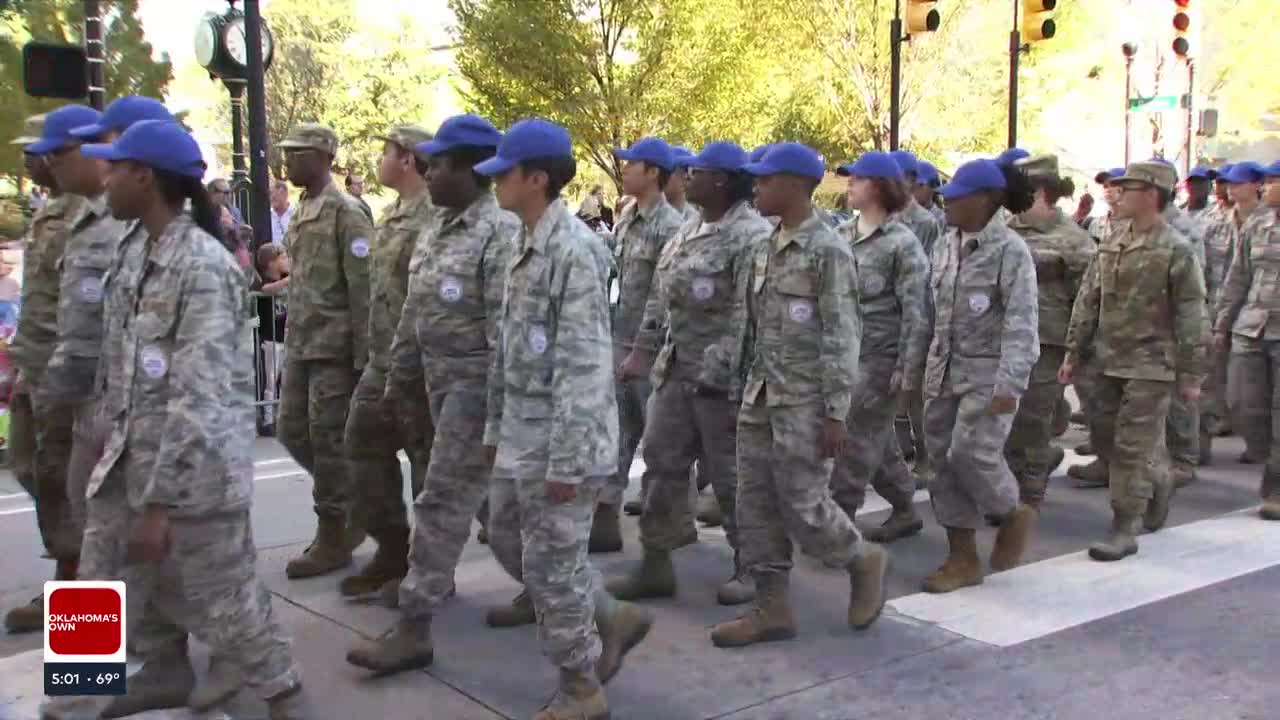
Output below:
[440,191,497,233]
[146,214,197,268]
[300,181,339,204]
[774,209,823,250]
[383,188,433,224]
[522,198,571,256]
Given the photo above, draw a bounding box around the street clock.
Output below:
[194,8,274,80]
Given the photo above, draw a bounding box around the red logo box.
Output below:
[47,587,123,656]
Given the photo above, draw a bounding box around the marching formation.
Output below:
[8,94,1280,720]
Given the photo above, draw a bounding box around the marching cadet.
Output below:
[914,160,946,227]
[4,112,88,634]
[828,151,928,542]
[1184,166,1216,220]
[1061,161,1207,562]
[607,141,771,606]
[345,114,525,672]
[277,123,375,579]
[917,159,1040,594]
[476,118,651,720]
[712,143,888,648]
[1004,155,1096,508]
[1087,167,1127,244]
[1214,160,1280,520]
[338,124,437,601]
[604,136,685,553]
[1210,164,1237,224]
[666,146,700,224]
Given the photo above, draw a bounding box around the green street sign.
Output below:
[1128,95,1179,112]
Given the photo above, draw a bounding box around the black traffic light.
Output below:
[1172,0,1193,59]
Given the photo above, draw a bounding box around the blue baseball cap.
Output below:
[836,151,904,179]
[742,142,825,180]
[1094,167,1127,184]
[687,142,747,172]
[748,144,774,164]
[996,148,1030,167]
[889,150,919,177]
[70,96,172,140]
[473,118,572,176]
[24,104,102,155]
[939,159,1007,200]
[416,114,502,156]
[1187,166,1217,181]
[1215,163,1234,180]
[613,137,675,171]
[671,146,695,169]
[79,119,207,180]
[917,161,941,187]
[1263,162,1280,178]
[1223,161,1266,184]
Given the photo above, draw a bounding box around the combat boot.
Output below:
[100,644,195,718]
[922,527,983,594]
[4,596,42,634]
[1074,441,1094,456]
[1239,449,1264,464]
[1052,400,1070,437]
[189,653,242,711]
[623,497,644,516]
[1070,409,1087,425]
[1049,446,1066,474]
[485,589,536,628]
[477,526,489,544]
[1143,474,1175,532]
[1069,459,1109,488]
[1199,428,1213,466]
[716,551,755,606]
[339,527,410,597]
[1171,462,1197,489]
[346,616,434,675]
[862,504,924,544]
[588,503,623,554]
[912,459,935,490]
[847,546,888,630]
[1088,513,1140,561]
[267,683,315,720]
[595,600,653,684]
[1262,496,1280,521]
[696,493,723,527]
[606,549,676,600]
[534,670,609,720]
[990,504,1037,572]
[710,577,797,648]
[286,514,353,579]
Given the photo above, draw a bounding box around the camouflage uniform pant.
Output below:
[1072,354,1106,454]
[399,385,492,620]
[830,355,916,517]
[638,378,735,550]
[80,482,300,699]
[1166,392,1200,466]
[488,475,609,676]
[923,384,1019,530]
[1004,346,1067,506]
[1092,376,1172,517]
[604,374,650,505]
[736,401,864,580]
[345,369,432,540]
[1202,340,1228,432]
[11,388,78,560]
[1228,338,1280,477]
[895,386,927,463]
[279,359,358,519]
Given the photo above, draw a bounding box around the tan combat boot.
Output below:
[100,643,195,718]
[1143,473,1175,532]
[346,616,434,675]
[486,589,536,628]
[588,503,623,554]
[922,527,983,593]
[1069,459,1109,488]
[696,493,724,527]
[990,504,1037,572]
[605,549,676,600]
[710,577,798,648]
[848,545,889,630]
[534,671,609,720]
[189,653,242,711]
[5,557,77,634]
[595,600,653,684]
[267,683,315,720]
[862,499,924,544]
[339,527,410,597]
[1088,513,1140,561]
[286,514,353,579]
[1170,462,1197,489]
[1075,442,1094,456]
[716,551,755,606]
[1199,427,1213,466]
[1260,474,1280,521]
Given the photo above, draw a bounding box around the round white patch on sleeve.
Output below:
[79,277,103,304]
[140,345,168,379]
[350,238,370,258]
[968,293,991,315]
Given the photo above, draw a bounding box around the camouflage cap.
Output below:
[11,113,46,146]
[1014,154,1060,180]
[376,124,434,156]
[1115,160,1178,193]
[278,123,339,156]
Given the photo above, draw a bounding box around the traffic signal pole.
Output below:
[244,0,272,249]
[890,0,902,151]
[1184,59,1194,176]
[83,0,104,109]
[1008,0,1019,149]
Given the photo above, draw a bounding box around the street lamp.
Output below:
[1122,42,1138,165]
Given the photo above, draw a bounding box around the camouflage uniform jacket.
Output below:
[927,203,946,228]
[11,193,86,382]
[365,190,435,388]
[729,210,861,421]
[891,199,943,262]
[1090,212,1122,244]
[483,199,619,485]
[1007,208,1096,347]
[920,214,1039,399]
[1214,206,1280,340]
[1066,219,1207,385]
[38,194,129,407]
[635,200,771,391]
[1203,203,1270,308]
[96,221,150,423]
[1164,205,1211,299]
[89,216,255,516]
[675,202,700,225]
[837,219,928,381]
[387,192,516,396]
[612,194,684,350]
[284,181,374,368]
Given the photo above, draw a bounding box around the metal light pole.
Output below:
[1007,0,1020,149]
[1122,42,1137,166]
[890,0,903,151]
[83,0,104,109]
[243,0,272,249]
[1184,59,1195,176]
[225,78,249,186]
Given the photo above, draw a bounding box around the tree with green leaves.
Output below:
[0,0,172,179]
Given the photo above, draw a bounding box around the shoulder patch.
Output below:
[351,238,371,258]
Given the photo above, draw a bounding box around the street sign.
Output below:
[1128,95,1179,112]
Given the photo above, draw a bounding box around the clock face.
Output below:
[224,18,273,67]
[194,18,217,68]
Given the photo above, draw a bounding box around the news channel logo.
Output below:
[43,580,127,696]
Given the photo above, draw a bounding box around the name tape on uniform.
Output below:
[43,581,127,696]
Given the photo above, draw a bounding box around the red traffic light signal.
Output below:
[1172,0,1193,59]
[1172,13,1190,31]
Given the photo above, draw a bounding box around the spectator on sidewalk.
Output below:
[270,179,293,246]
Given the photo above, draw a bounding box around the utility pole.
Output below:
[83,0,104,109]
[1007,0,1020,149]
[890,0,903,151]
[1184,59,1194,176]
[244,0,272,249]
